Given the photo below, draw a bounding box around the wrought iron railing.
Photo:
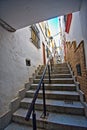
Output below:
[25,56,53,130]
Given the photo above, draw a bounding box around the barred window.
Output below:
[76,64,82,76]
[31,25,40,49]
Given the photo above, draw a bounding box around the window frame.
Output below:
[31,25,40,49]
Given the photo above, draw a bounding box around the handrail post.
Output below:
[42,82,46,117]
[48,64,51,83]
[32,105,37,130]
[51,62,52,71]
[50,57,53,72]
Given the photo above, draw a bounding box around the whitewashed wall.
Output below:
[0,25,46,115]
[65,11,87,67]
[80,0,87,67]
[65,11,83,45]
[80,0,87,41]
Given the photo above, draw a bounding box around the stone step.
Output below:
[5,122,45,130]
[40,67,69,72]
[12,109,43,128]
[41,63,68,68]
[38,70,70,75]
[26,90,80,101]
[36,74,72,79]
[31,84,76,91]
[33,78,74,84]
[54,63,68,66]
[20,98,85,115]
[12,108,87,130]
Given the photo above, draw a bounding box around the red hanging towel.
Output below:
[65,13,72,33]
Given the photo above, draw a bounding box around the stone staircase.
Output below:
[5,63,87,130]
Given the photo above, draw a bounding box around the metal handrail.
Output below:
[25,56,52,122]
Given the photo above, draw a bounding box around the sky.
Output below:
[47,17,60,47]
[47,17,59,37]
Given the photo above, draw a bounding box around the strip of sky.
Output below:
[47,17,59,37]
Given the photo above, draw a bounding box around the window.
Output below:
[26,59,31,66]
[31,24,40,49]
[76,64,82,76]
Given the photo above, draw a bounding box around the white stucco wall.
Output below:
[65,11,87,67]
[80,0,87,67]
[80,0,87,41]
[65,11,83,45]
[0,25,45,115]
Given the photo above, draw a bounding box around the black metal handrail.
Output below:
[25,56,52,130]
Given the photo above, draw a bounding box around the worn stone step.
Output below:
[31,84,76,91]
[12,108,87,130]
[5,122,46,130]
[36,74,72,79]
[41,63,68,68]
[33,78,74,84]
[40,67,69,72]
[5,122,45,130]
[54,63,68,66]
[5,122,32,130]
[26,90,80,101]
[12,109,44,129]
[41,64,69,68]
[38,70,70,75]
[20,98,85,115]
